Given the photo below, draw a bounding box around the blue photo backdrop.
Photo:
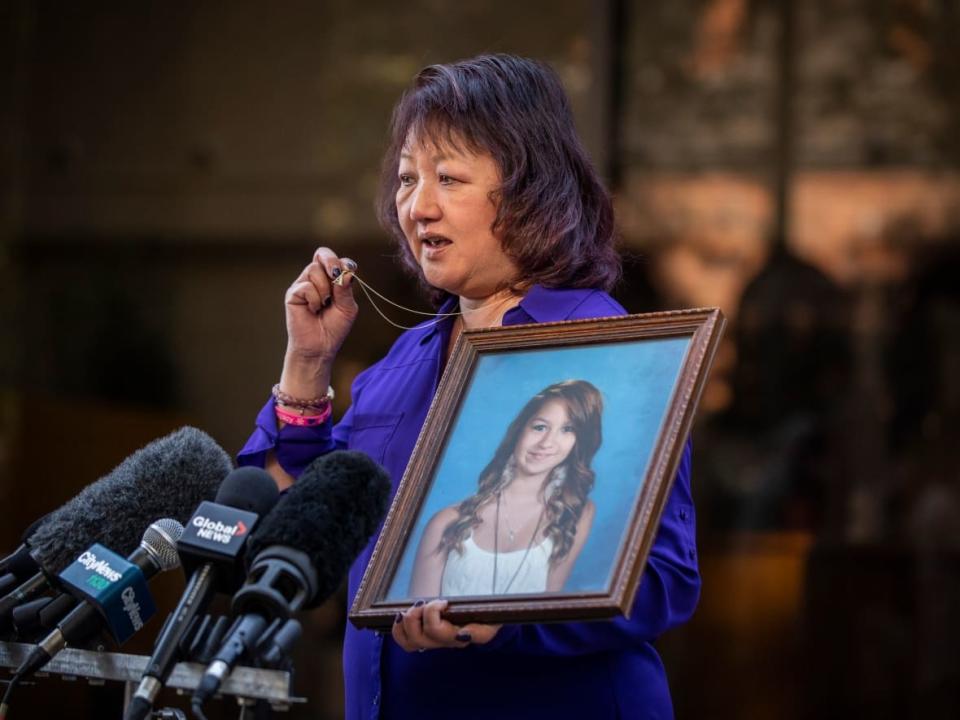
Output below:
[386,336,691,600]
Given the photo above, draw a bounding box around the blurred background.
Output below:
[1,0,958,717]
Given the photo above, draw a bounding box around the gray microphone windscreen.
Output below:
[28,427,232,574]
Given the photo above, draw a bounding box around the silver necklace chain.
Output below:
[492,491,548,595]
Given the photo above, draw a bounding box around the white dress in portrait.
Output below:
[440,533,554,596]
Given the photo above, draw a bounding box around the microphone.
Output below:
[191,615,233,664]
[10,594,77,638]
[0,514,50,585]
[6,519,184,694]
[125,467,279,720]
[0,516,57,632]
[0,427,231,626]
[258,618,303,668]
[192,451,390,708]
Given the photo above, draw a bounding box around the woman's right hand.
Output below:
[280,247,359,396]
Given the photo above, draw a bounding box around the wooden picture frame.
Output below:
[349,308,725,629]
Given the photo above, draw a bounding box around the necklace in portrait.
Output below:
[491,490,548,595]
[500,492,519,543]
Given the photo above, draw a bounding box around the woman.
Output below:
[410,380,603,598]
[240,54,699,720]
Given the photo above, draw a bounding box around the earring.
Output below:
[500,455,516,490]
[547,465,566,496]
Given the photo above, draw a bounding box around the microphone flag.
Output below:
[177,501,259,590]
[57,543,156,645]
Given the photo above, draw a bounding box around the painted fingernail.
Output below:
[394,612,402,624]
[455,631,472,643]
[413,599,424,607]
[322,295,332,308]
[331,267,342,278]
[344,259,357,271]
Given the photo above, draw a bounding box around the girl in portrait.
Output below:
[409,379,603,597]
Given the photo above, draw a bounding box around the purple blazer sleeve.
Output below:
[237,386,368,479]
[237,355,395,477]
[236,396,336,477]
[479,440,699,656]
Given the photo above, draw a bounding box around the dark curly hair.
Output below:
[439,380,604,564]
[376,54,621,304]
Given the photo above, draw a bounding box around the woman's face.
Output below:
[513,399,577,479]
[395,132,519,300]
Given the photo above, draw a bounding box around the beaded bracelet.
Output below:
[275,402,332,427]
[271,383,335,410]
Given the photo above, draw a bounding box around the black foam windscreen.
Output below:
[244,450,391,608]
[27,427,232,575]
[214,466,280,516]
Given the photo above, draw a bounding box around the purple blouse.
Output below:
[239,285,700,720]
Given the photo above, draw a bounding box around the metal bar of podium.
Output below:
[0,640,303,708]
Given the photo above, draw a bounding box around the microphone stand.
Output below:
[0,640,303,717]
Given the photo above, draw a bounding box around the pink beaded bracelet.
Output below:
[275,402,332,427]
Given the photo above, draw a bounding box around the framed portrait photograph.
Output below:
[349,308,725,629]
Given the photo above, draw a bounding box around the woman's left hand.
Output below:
[392,599,501,652]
